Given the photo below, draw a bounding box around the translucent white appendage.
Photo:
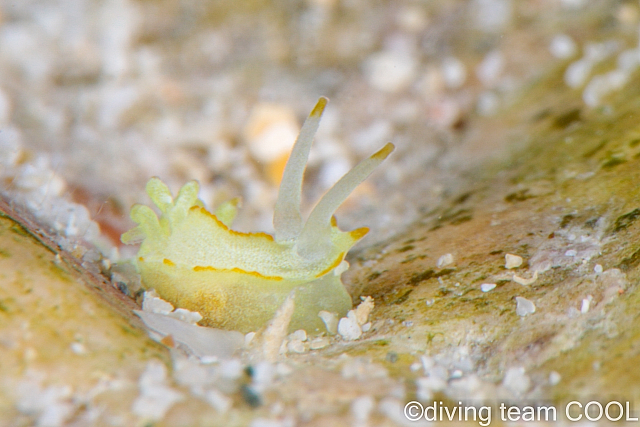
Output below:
[273,97,328,242]
[297,142,395,259]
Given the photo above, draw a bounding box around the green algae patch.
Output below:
[0,215,169,426]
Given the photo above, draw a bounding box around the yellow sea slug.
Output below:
[122,97,394,334]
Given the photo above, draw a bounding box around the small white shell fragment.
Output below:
[309,337,330,350]
[549,371,562,386]
[142,290,174,314]
[594,264,603,274]
[287,339,307,354]
[515,297,536,317]
[480,283,497,293]
[436,253,454,268]
[565,249,577,257]
[354,296,374,326]
[134,311,244,359]
[580,295,593,314]
[361,322,372,332]
[504,253,523,269]
[513,270,538,286]
[338,311,363,341]
[318,311,338,334]
[289,329,307,342]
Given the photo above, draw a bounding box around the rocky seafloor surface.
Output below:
[3,0,640,425]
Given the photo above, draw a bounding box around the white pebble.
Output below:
[617,48,640,71]
[338,311,362,341]
[472,0,513,32]
[351,395,375,423]
[580,295,593,314]
[594,264,603,274]
[565,249,577,257]
[480,283,497,293]
[203,388,232,413]
[564,58,593,88]
[476,50,504,87]
[289,329,307,342]
[436,253,454,268]
[504,253,523,269]
[354,296,374,326]
[70,342,87,355]
[252,361,275,393]
[515,296,536,316]
[441,57,467,89]
[364,50,417,93]
[476,91,499,116]
[361,322,372,332]
[502,366,531,394]
[549,34,577,59]
[583,69,628,107]
[450,369,463,379]
[549,371,562,385]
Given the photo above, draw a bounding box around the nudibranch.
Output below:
[121,97,394,333]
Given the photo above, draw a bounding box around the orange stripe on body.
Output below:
[193,264,283,281]
[315,252,345,278]
[190,206,274,241]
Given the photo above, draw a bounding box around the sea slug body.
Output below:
[122,97,394,333]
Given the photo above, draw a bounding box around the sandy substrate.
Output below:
[3,0,640,426]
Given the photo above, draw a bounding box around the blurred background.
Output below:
[1,0,633,256]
